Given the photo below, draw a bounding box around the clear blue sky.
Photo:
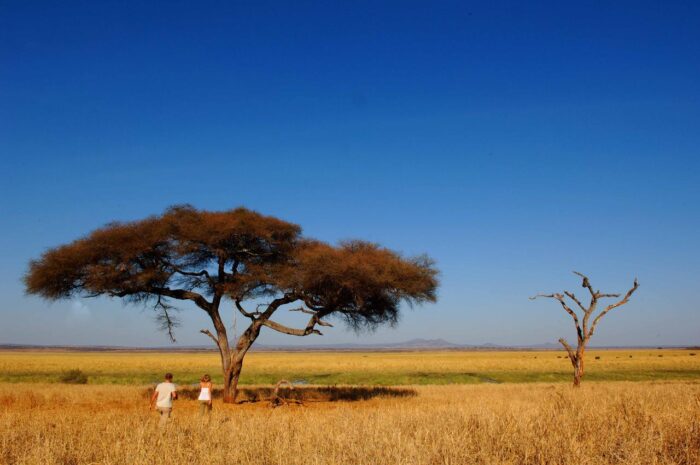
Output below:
[1,1,698,347]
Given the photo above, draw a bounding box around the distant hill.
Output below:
[375,338,462,348]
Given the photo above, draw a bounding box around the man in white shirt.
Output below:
[150,372,178,427]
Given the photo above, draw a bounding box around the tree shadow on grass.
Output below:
[170,385,417,403]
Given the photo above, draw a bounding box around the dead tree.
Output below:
[530,272,639,386]
[269,380,301,407]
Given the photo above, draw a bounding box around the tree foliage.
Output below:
[26,205,437,331]
[25,205,439,400]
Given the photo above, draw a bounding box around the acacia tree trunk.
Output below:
[220,322,261,403]
[221,362,236,403]
[203,298,242,403]
[205,295,327,403]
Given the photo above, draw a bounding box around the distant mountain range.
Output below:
[1,339,694,352]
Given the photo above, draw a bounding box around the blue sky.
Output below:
[1,1,698,347]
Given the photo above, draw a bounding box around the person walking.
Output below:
[150,372,178,428]
[198,374,213,418]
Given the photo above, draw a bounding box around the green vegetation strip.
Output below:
[2,370,700,385]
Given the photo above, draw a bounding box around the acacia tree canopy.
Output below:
[25,205,439,401]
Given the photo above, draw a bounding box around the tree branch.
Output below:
[262,300,332,336]
[173,267,212,280]
[558,338,577,367]
[289,307,316,315]
[563,291,586,313]
[200,329,220,347]
[217,256,225,283]
[237,249,275,258]
[530,293,583,341]
[235,299,259,319]
[259,294,297,320]
[315,319,334,327]
[262,318,323,336]
[160,258,215,287]
[588,278,639,337]
[573,271,596,299]
[149,287,211,312]
[287,306,334,327]
[153,295,179,343]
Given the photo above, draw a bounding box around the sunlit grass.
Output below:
[1,382,698,464]
[1,349,698,385]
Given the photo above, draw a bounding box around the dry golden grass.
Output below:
[1,381,699,465]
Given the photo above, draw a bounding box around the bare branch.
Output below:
[269,380,302,408]
[261,299,330,336]
[160,258,215,287]
[173,267,212,280]
[558,338,577,367]
[563,291,586,313]
[200,329,220,347]
[287,306,333,327]
[597,293,621,299]
[153,295,179,343]
[572,271,597,300]
[289,307,316,315]
[148,287,211,312]
[531,293,583,340]
[558,337,575,356]
[262,319,323,336]
[259,294,298,320]
[588,278,639,337]
[235,300,259,319]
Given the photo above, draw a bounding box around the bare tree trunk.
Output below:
[572,344,585,387]
[573,356,583,387]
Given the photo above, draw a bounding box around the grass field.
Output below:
[0,348,698,385]
[2,349,699,464]
[1,382,698,465]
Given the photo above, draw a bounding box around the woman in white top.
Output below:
[198,374,213,417]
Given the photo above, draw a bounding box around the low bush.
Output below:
[60,369,88,384]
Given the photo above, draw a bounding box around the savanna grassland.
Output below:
[1,349,699,465]
[1,348,699,385]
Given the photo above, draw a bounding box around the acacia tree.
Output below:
[530,272,639,386]
[24,205,438,402]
